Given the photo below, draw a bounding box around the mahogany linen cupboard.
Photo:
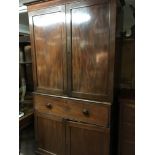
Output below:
[26,0,116,154]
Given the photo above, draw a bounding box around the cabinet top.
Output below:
[24,0,110,6]
[23,0,54,5]
[25,0,111,12]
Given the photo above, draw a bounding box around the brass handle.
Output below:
[46,103,53,109]
[82,109,89,116]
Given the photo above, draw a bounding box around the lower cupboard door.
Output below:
[35,113,65,155]
[66,121,110,155]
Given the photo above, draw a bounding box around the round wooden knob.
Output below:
[82,109,89,116]
[46,103,53,109]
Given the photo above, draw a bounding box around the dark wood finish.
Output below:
[29,5,67,95]
[66,0,116,102]
[118,99,135,155]
[121,123,134,142]
[28,0,116,100]
[35,112,65,155]
[27,0,108,11]
[120,141,135,155]
[34,94,110,127]
[120,99,135,124]
[116,38,135,90]
[22,0,44,6]
[66,121,110,155]
[114,32,135,155]
[71,2,109,96]
[108,0,116,101]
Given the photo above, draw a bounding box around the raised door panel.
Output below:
[66,0,115,101]
[66,121,110,155]
[29,5,66,95]
[35,113,65,155]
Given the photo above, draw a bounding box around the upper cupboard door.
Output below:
[66,0,116,102]
[29,5,67,95]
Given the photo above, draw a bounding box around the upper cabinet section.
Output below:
[29,5,67,95]
[28,0,116,102]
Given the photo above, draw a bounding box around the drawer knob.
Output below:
[82,109,89,116]
[46,103,53,109]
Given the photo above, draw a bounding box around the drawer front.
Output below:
[34,94,110,127]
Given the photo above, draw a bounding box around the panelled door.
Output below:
[29,5,67,95]
[66,0,115,102]
[66,121,110,155]
[35,112,66,155]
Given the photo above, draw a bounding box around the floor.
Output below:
[20,124,35,155]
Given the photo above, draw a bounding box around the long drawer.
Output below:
[34,94,111,127]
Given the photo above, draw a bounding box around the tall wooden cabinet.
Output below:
[26,0,116,154]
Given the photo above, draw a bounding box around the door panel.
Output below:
[35,113,65,155]
[66,0,110,101]
[66,121,110,155]
[31,5,66,95]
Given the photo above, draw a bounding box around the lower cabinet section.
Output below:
[35,112,110,155]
